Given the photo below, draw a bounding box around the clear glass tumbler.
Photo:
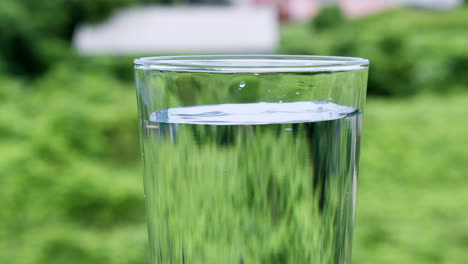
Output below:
[134,55,369,264]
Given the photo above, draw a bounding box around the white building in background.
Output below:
[342,0,462,17]
[340,0,398,17]
[73,0,463,55]
[401,0,462,9]
[73,6,278,55]
[231,0,463,19]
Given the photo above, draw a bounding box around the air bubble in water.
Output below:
[239,81,246,88]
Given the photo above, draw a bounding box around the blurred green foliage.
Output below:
[310,5,345,32]
[0,0,144,76]
[0,0,228,77]
[281,6,468,96]
[2,65,467,263]
[0,64,147,264]
[355,94,468,263]
[1,2,468,264]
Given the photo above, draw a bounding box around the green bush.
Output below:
[310,5,345,32]
[0,0,140,76]
[0,0,229,77]
[281,7,468,96]
[0,66,146,264]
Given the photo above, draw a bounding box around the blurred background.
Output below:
[1,0,468,263]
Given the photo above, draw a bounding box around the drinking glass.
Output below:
[134,55,369,264]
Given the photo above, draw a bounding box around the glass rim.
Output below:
[133,55,369,73]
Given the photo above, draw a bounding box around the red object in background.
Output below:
[278,0,289,20]
[234,0,403,21]
[237,0,320,21]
